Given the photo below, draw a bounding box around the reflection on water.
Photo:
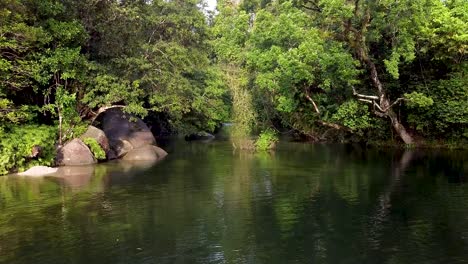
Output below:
[0,141,467,264]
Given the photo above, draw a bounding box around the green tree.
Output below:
[212,0,467,145]
[301,0,467,144]
[212,1,257,147]
[0,0,230,174]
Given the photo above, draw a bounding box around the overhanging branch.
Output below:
[353,87,406,115]
[90,105,126,124]
[353,87,379,100]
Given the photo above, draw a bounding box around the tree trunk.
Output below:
[388,109,414,144]
[58,110,63,146]
[355,43,414,144]
[368,62,414,144]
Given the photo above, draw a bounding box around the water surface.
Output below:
[0,141,467,264]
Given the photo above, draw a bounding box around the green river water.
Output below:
[0,140,467,264]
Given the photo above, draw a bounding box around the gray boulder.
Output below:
[122,145,168,162]
[110,139,134,158]
[81,125,110,156]
[128,131,156,148]
[185,131,215,142]
[57,138,97,166]
[17,166,58,177]
[97,109,156,157]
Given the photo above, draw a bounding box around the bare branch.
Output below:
[353,87,387,114]
[305,94,320,114]
[353,87,379,100]
[304,88,320,114]
[373,101,385,112]
[383,98,406,112]
[358,98,373,104]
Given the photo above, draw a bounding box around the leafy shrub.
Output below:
[82,138,106,160]
[404,92,434,108]
[0,125,57,175]
[0,99,36,124]
[255,129,279,151]
[406,70,467,137]
[331,100,372,133]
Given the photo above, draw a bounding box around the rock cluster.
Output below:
[56,109,167,166]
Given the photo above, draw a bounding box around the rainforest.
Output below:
[0,0,467,173]
[1,1,468,264]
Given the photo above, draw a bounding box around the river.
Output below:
[0,140,467,263]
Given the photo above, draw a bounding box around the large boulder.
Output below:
[97,109,156,157]
[56,138,97,166]
[121,145,168,162]
[81,126,110,155]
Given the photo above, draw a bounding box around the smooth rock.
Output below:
[128,131,156,149]
[97,109,156,156]
[17,166,58,177]
[56,138,97,166]
[110,139,134,158]
[81,125,110,156]
[122,145,168,162]
[153,145,169,158]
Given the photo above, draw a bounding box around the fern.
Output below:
[82,138,106,160]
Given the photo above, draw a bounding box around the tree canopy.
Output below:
[212,0,467,144]
[0,0,467,173]
[1,0,229,134]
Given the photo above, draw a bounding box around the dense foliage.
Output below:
[0,125,56,174]
[0,0,229,173]
[0,0,467,173]
[212,0,467,145]
[0,0,229,132]
[254,128,278,150]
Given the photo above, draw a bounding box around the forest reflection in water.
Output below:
[0,141,467,264]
